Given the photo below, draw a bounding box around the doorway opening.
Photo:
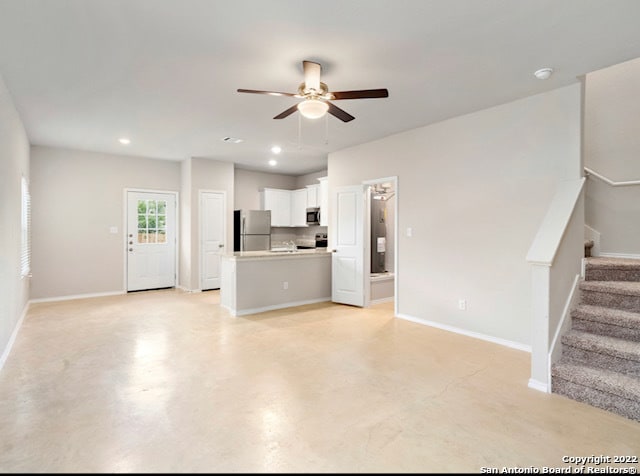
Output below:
[364,177,397,311]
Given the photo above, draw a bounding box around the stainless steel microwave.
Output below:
[306,207,320,226]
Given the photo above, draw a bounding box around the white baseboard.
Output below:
[599,252,640,260]
[29,290,126,304]
[229,297,331,317]
[528,378,549,393]
[369,297,394,305]
[176,285,202,293]
[0,301,30,373]
[395,313,531,353]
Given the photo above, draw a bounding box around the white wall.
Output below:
[234,168,296,211]
[0,76,30,364]
[183,158,234,291]
[584,57,640,255]
[585,57,640,178]
[585,178,640,255]
[329,84,582,346]
[295,169,327,188]
[30,146,181,299]
[179,158,192,289]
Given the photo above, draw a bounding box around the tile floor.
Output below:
[0,289,638,473]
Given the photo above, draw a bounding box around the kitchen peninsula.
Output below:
[220,249,331,316]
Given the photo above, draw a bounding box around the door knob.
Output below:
[128,248,133,252]
[129,241,133,245]
[219,244,224,248]
[128,234,133,238]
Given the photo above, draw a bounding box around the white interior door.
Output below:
[331,185,365,306]
[127,191,176,291]
[200,191,225,290]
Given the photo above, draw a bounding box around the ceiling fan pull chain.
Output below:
[297,112,302,149]
[325,113,329,145]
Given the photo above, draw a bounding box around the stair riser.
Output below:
[552,377,640,421]
[572,318,640,342]
[585,268,640,282]
[562,345,640,377]
[581,289,640,312]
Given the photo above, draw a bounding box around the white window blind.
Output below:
[20,176,31,278]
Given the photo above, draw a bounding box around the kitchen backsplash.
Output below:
[271,225,327,247]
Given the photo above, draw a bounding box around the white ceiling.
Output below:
[1,0,640,175]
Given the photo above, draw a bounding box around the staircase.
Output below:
[551,257,640,421]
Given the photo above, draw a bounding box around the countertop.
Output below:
[224,248,331,261]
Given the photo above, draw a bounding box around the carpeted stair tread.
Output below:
[572,304,640,341]
[552,361,640,402]
[585,257,640,269]
[579,280,640,297]
[584,257,640,282]
[561,330,640,363]
[553,256,640,417]
[572,304,640,329]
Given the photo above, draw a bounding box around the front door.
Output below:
[200,191,226,290]
[127,191,177,291]
[331,185,365,307]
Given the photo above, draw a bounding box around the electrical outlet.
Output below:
[406,227,413,237]
[458,299,467,311]
[283,281,288,290]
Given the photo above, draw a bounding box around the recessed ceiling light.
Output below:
[534,68,553,80]
[118,137,131,145]
[268,159,277,166]
[271,145,282,154]
[222,136,243,144]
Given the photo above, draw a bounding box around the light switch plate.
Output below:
[109,226,118,234]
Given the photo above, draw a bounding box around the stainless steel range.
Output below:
[315,233,327,248]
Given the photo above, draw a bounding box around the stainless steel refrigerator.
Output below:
[234,210,271,251]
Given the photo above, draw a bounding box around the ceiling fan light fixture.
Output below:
[297,99,329,119]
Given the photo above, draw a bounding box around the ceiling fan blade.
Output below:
[303,60,321,92]
[238,88,298,97]
[330,89,389,100]
[273,104,299,120]
[327,102,355,122]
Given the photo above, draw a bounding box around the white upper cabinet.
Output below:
[318,177,328,226]
[260,188,291,227]
[260,187,310,227]
[306,184,320,208]
[291,189,308,227]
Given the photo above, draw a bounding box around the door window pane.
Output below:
[136,199,168,245]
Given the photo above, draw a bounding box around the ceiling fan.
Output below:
[237,60,389,123]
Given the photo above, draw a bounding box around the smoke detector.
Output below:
[534,68,553,80]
